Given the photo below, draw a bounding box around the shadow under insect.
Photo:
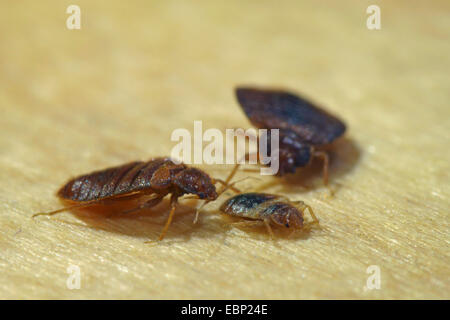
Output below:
[281,137,361,188]
[50,193,320,242]
[238,137,360,194]
[57,197,206,241]
[219,214,318,241]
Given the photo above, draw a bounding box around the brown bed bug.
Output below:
[235,87,347,184]
[220,192,319,238]
[33,157,239,240]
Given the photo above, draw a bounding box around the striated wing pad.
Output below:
[57,158,173,202]
[220,193,278,217]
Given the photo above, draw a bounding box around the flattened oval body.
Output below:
[57,157,179,202]
[220,192,307,230]
[236,87,346,146]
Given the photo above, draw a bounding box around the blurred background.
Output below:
[1,0,448,299]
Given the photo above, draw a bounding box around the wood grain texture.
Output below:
[1,0,449,299]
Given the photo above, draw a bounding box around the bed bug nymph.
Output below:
[220,192,319,238]
[234,87,347,184]
[33,157,239,240]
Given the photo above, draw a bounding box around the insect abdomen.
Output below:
[257,202,294,219]
[220,193,279,219]
[57,158,172,202]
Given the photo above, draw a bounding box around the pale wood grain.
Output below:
[0,0,449,299]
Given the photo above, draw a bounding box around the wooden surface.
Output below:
[1,0,449,299]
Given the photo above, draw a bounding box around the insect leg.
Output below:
[214,179,241,194]
[229,220,276,239]
[213,161,242,195]
[32,200,106,218]
[32,191,146,219]
[293,201,319,225]
[214,152,265,196]
[305,205,319,224]
[263,219,275,239]
[224,163,240,184]
[220,150,259,186]
[158,194,179,241]
[121,195,165,214]
[227,217,277,240]
[313,151,329,185]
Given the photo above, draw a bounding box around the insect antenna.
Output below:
[208,167,261,174]
[32,200,103,218]
[192,178,241,224]
[193,163,241,222]
[193,175,260,224]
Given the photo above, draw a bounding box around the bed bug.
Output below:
[33,157,239,240]
[235,87,347,184]
[220,192,319,238]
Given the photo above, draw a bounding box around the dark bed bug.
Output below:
[220,192,319,238]
[235,87,347,184]
[33,157,238,240]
